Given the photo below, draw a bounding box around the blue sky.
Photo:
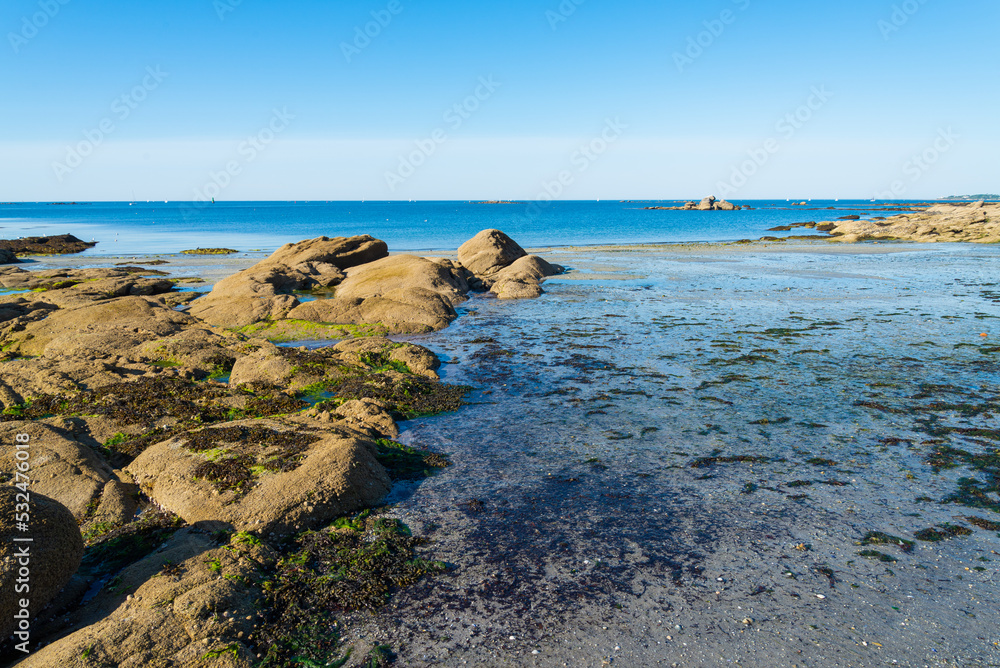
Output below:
[1,0,997,201]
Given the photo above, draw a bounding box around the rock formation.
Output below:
[0,229,552,665]
[0,234,96,257]
[823,201,1000,243]
[189,229,561,337]
[0,488,84,643]
[645,196,743,211]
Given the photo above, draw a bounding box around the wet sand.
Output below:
[357,241,999,667]
[13,241,1000,667]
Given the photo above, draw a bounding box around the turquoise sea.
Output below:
[0,200,939,255]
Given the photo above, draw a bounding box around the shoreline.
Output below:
[2,234,999,666]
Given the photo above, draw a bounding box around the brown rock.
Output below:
[187,265,304,329]
[267,234,388,270]
[457,229,527,277]
[332,337,441,379]
[335,398,399,438]
[127,419,391,537]
[287,287,458,334]
[491,278,544,300]
[0,421,114,520]
[821,201,1000,243]
[5,296,194,357]
[335,254,468,306]
[189,235,388,329]
[16,529,263,667]
[0,487,84,642]
[135,328,239,379]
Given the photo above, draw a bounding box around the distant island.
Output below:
[941,194,999,200]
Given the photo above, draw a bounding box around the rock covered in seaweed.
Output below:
[0,234,96,256]
[126,418,391,538]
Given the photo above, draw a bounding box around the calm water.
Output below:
[366,242,1000,666]
[0,200,930,255]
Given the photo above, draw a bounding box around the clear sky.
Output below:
[1,0,997,201]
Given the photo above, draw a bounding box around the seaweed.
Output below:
[81,512,184,577]
[860,531,914,553]
[374,438,450,481]
[314,372,470,420]
[257,516,445,667]
[690,455,769,468]
[966,516,1000,531]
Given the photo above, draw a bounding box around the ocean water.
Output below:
[0,200,930,255]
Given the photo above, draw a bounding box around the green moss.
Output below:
[358,350,410,374]
[82,521,117,543]
[858,550,897,563]
[236,319,387,343]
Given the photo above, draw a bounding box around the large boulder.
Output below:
[189,235,388,329]
[0,422,114,520]
[287,288,457,334]
[0,487,84,643]
[127,419,391,537]
[282,254,469,334]
[4,296,194,358]
[0,248,17,264]
[16,528,266,667]
[187,265,306,329]
[335,254,468,306]
[457,229,527,277]
[455,231,561,300]
[267,234,388,269]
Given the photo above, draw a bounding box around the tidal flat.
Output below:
[347,241,1000,667]
[5,240,998,667]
